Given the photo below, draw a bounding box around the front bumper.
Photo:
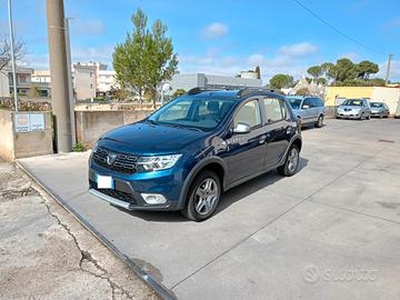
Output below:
[336,111,361,119]
[88,163,184,211]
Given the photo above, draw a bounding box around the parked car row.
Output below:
[336,99,390,120]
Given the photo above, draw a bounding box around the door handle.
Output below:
[259,135,267,144]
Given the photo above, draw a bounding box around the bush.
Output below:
[72,142,86,152]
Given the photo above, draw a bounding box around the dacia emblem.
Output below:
[106,152,117,165]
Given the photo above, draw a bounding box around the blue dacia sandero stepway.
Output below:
[89,88,302,221]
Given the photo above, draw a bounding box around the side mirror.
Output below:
[302,104,310,109]
[233,122,251,134]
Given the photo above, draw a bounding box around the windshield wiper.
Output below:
[146,119,158,125]
[164,123,203,132]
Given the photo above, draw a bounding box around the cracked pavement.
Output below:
[0,161,159,300]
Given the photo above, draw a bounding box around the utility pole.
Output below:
[385,54,393,85]
[46,0,73,152]
[64,17,76,146]
[7,0,18,113]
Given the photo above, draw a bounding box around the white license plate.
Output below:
[96,174,114,189]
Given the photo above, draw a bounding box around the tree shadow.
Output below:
[116,157,309,222]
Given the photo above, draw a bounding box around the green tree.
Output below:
[295,87,310,96]
[172,88,186,98]
[356,60,379,79]
[113,8,178,107]
[269,74,294,90]
[307,65,322,80]
[330,58,358,83]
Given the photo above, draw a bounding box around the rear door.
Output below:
[260,97,291,169]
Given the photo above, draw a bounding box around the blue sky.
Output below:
[1,0,400,82]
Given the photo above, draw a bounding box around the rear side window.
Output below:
[312,98,324,107]
[261,97,287,123]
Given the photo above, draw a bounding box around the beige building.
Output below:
[72,63,97,100]
[97,70,118,94]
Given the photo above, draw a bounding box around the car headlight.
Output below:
[138,154,182,172]
[92,141,99,153]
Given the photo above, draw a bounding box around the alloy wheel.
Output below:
[287,148,299,173]
[194,178,219,215]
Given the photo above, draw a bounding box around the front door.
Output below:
[224,99,266,185]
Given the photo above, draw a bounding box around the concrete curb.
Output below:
[17,160,176,300]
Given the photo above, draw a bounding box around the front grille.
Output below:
[93,146,139,174]
[89,180,137,204]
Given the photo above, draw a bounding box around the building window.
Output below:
[90,83,93,90]
[19,75,27,83]
[89,72,93,78]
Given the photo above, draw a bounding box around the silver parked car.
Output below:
[336,98,371,120]
[370,101,390,118]
[287,96,326,128]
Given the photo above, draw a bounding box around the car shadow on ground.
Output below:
[117,157,309,223]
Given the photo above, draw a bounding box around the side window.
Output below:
[262,97,286,123]
[233,100,262,130]
[315,98,324,107]
[302,98,313,108]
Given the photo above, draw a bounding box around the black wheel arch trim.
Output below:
[277,134,302,167]
[177,157,228,210]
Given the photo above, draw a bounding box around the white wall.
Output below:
[370,87,400,116]
[0,72,10,97]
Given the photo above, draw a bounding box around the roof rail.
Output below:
[236,87,281,98]
[187,87,203,95]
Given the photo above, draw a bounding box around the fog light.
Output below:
[141,193,167,205]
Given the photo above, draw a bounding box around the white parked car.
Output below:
[336,99,371,120]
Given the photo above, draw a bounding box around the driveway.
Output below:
[19,119,400,299]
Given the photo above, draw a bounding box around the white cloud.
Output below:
[336,52,360,61]
[278,42,319,58]
[179,42,321,83]
[386,17,400,29]
[70,19,106,36]
[376,60,400,81]
[71,45,114,67]
[21,54,49,70]
[202,22,229,39]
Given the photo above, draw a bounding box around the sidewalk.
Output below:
[0,160,159,300]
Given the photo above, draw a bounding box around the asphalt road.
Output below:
[19,118,400,300]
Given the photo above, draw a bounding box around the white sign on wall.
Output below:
[14,113,45,133]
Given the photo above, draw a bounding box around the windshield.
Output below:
[370,102,383,108]
[288,98,302,110]
[342,99,363,106]
[148,96,235,131]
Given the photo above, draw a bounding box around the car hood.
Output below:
[99,121,207,154]
[370,108,382,112]
[338,105,362,110]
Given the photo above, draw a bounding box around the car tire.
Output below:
[367,114,371,120]
[277,144,300,177]
[182,171,221,221]
[315,115,324,128]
